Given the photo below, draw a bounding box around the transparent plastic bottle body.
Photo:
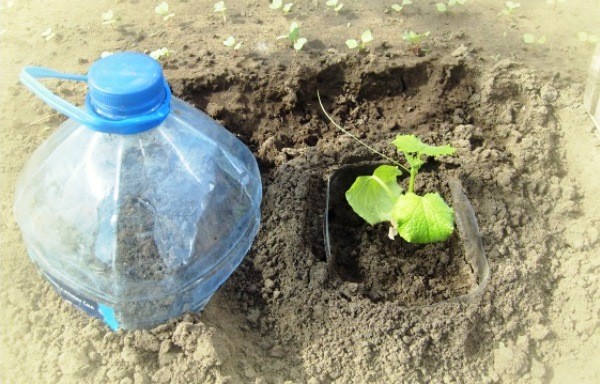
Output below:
[14,98,261,329]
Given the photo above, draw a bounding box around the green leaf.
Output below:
[403,30,417,43]
[214,1,226,12]
[223,36,235,47]
[361,30,373,44]
[523,33,536,44]
[391,4,402,12]
[345,165,404,225]
[392,192,454,243]
[270,0,283,10]
[436,3,447,12]
[289,22,300,42]
[283,3,293,13]
[294,37,307,51]
[102,10,115,24]
[392,134,456,157]
[346,39,359,49]
[155,2,169,15]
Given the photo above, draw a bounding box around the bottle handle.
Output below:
[20,67,95,125]
[19,66,171,134]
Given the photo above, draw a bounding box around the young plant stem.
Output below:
[317,91,410,174]
[408,166,417,193]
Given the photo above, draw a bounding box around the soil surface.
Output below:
[1,1,599,384]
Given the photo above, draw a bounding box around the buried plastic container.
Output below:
[14,52,262,330]
[584,42,600,132]
[324,163,489,307]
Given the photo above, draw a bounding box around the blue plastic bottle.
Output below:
[14,52,262,330]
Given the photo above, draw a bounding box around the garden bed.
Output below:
[1,1,599,384]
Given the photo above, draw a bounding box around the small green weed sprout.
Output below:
[578,32,599,44]
[223,36,243,50]
[387,0,412,13]
[149,47,173,61]
[346,30,373,51]
[101,10,117,25]
[318,93,456,244]
[501,1,520,16]
[155,2,175,21]
[270,0,294,14]
[326,0,344,14]
[436,0,467,13]
[403,30,430,56]
[277,22,307,51]
[522,33,546,44]
[214,1,227,22]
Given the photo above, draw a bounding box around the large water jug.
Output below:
[14,52,262,330]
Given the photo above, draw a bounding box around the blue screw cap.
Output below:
[86,52,169,120]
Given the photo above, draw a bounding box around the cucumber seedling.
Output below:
[41,28,55,41]
[214,1,227,22]
[223,36,243,50]
[149,47,173,61]
[403,30,430,56]
[277,22,307,51]
[578,32,599,45]
[387,0,413,14]
[101,10,117,25]
[436,0,467,13]
[522,33,546,44]
[346,30,373,51]
[155,2,175,21]
[318,93,456,244]
[500,1,520,16]
[270,0,294,14]
[326,0,344,14]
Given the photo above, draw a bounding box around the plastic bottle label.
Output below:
[37,267,120,330]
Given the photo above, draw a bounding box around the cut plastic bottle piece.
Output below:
[583,43,600,132]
